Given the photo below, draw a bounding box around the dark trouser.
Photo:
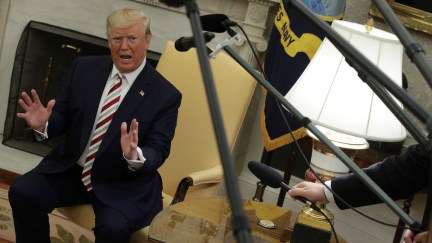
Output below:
[8,164,132,243]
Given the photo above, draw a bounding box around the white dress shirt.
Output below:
[324,180,335,203]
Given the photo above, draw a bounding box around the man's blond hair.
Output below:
[106,8,152,40]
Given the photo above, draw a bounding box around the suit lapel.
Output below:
[96,64,153,156]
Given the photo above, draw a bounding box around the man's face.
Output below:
[108,22,150,73]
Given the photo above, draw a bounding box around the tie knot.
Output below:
[117,73,125,81]
[109,74,123,94]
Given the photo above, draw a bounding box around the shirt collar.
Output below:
[110,57,147,85]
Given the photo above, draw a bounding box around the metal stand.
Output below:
[183,1,252,242]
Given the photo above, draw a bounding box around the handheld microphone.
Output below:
[174,32,215,52]
[248,160,331,243]
[248,161,318,210]
[200,14,238,33]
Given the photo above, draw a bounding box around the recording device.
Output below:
[247,161,317,209]
[174,32,215,52]
[200,14,238,33]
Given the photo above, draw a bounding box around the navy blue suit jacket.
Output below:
[332,144,432,229]
[31,55,182,229]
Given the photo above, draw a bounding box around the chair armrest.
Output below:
[171,164,223,205]
[188,164,224,185]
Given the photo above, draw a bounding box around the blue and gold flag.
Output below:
[261,0,346,151]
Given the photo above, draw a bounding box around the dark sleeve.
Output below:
[134,67,182,173]
[332,144,430,209]
[138,89,182,173]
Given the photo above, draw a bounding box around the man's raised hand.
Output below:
[16,89,55,132]
[121,119,139,161]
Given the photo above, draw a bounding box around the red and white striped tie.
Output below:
[82,74,123,191]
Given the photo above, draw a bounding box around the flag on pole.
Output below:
[261,0,346,151]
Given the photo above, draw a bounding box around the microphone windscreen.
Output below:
[174,36,189,52]
[158,0,185,7]
[248,161,283,188]
[200,14,229,33]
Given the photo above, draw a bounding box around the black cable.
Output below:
[275,100,343,243]
[319,208,340,243]
[235,24,266,75]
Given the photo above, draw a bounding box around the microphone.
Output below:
[158,0,185,7]
[200,14,238,33]
[248,161,319,210]
[174,32,215,52]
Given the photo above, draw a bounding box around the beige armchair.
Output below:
[58,40,257,242]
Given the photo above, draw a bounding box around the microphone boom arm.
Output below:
[371,0,432,89]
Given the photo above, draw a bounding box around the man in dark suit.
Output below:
[8,8,182,243]
[289,144,431,243]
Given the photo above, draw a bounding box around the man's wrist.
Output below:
[34,123,48,141]
[124,147,146,171]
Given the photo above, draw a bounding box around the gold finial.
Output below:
[365,18,374,34]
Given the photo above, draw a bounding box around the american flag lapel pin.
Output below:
[139,90,145,96]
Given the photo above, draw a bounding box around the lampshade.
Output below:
[285,20,406,142]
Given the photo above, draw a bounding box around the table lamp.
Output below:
[284,19,406,242]
[285,19,406,142]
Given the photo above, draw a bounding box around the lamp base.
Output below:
[290,206,333,243]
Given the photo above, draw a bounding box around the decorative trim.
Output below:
[249,0,279,7]
[255,39,268,52]
[370,0,432,36]
[247,5,267,24]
